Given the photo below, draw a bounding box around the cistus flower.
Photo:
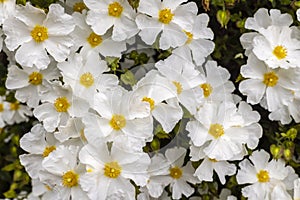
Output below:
[236,150,298,200]
[239,53,300,112]
[5,63,60,108]
[136,0,197,50]
[3,3,75,69]
[79,142,150,200]
[84,0,138,41]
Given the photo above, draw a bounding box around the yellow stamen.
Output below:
[263,72,278,87]
[142,97,155,111]
[73,2,86,13]
[208,123,224,139]
[87,32,103,48]
[256,170,270,183]
[62,170,79,187]
[28,72,43,85]
[158,8,174,24]
[54,97,70,112]
[273,45,287,60]
[200,83,213,98]
[109,114,126,130]
[43,146,56,157]
[104,162,122,178]
[31,25,48,43]
[108,2,123,17]
[169,166,182,179]
[80,72,94,88]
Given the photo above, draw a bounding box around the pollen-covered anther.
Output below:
[43,146,56,157]
[200,83,213,98]
[31,25,48,43]
[54,97,70,112]
[142,97,155,111]
[73,2,86,13]
[28,72,43,85]
[184,31,193,44]
[104,162,122,178]
[263,72,278,87]
[0,104,3,112]
[158,8,174,24]
[80,72,94,88]
[169,166,182,179]
[173,81,183,94]
[209,123,224,138]
[108,2,123,17]
[110,114,126,130]
[273,45,287,60]
[256,170,270,183]
[10,102,20,111]
[62,170,79,187]
[87,32,103,47]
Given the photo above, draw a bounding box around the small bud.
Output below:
[283,149,292,161]
[129,50,138,60]
[270,144,282,159]
[217,10,231,28]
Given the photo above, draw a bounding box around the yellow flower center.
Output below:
[209,123,224,139]
[43,146,56,157]
[142,97,155,111]
[273,45,287,60]
[0,104,3,112]
[54,97,70,112]
[173,81,183,94]
[108,2,123,17]
[158,8,174,24]
[73,2,86,13]
[31,25,48,43]
[62,170,79,187]
[87,32,103,48]
[257,170,270,183]
[80,72,94,88]
[263,72,278,87]
[200,83,213,98]
[10,102,20,111]
[169,166,182,179]
[28,71,43,85]
[184,31,193,44]
[104,161,122,178]
[109,114,126,130]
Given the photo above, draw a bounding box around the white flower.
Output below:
[84,0,138,41]
[19,124,59,179]
[155,53,205,114]
[236,150,298,200]
[5,63,60,108]
[240,8,293,56]
[40,145,89,200]
[3,100,32,125]
[33,84,89,132]
[79,142,150,200]
[186,101,262,160]
[3,3,75,69]
[58,52,119,105]
[190,145,236,185]
[54,117,86,143]
[0,0,15,25]
[142,147,198,199]
[132,70,182,133]
[136,0,197,50]
[239,53,300,112]
[173,13,214,65]
[297,9,300,22]
[252,25,300,69]
[197,60,235,105]
[71,12,126,57]
[83,87,153,151]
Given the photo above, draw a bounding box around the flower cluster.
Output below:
[0,0,299,199]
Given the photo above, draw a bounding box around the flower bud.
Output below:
[283,149,292,161]
[217,10,231,28]
[270,144,282,159]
